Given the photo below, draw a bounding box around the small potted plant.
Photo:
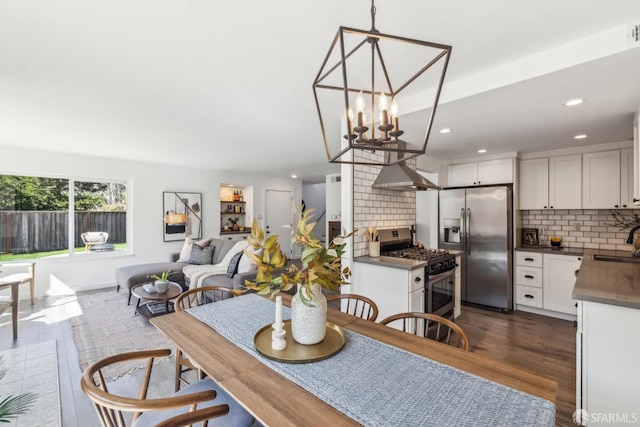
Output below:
[228,217,240,231]
[147,270,174,293]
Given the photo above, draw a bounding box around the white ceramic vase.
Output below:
[290,284,327,345]
[154,280,169,293]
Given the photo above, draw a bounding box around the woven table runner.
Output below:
[187,294,555,427]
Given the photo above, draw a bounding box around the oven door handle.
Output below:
[427,269,456,284]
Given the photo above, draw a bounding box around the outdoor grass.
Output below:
[0,243,127,261]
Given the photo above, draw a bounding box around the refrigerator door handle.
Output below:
[460,208,465,246]
[466,208,471,255]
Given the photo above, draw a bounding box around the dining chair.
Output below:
[80,348,256,427]
[0,280,20,340]
[379,312,471,351]
[173,286,236,392]
[326,293,379,321]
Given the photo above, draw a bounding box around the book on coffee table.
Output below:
[143,283,157,293]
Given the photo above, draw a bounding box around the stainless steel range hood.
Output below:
[371,142,440,191]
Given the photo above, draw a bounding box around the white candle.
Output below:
[275,295,282,330]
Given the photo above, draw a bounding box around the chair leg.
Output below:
[175,349,182,392]
[10,283,18,340]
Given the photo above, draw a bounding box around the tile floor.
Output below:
[0,340,61,426]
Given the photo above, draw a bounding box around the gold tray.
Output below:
[254,320,346,363]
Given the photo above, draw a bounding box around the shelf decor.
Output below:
[163,192,202,242]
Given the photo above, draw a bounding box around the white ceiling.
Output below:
[1,1,639,182]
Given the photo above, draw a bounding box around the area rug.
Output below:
[0,340,61,426]
[70,290,173,381]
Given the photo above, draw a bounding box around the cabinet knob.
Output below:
[524,294,534,299]
[615,205,619,208]
[634,198,640,203]
[473,182,477,185]
[524,257,534,261]
[524,274,534,279]
[550,206,554,209]
[623,205,628,208]
[543,206,547,209]
[477,181,481,184]
[414,277,422,282]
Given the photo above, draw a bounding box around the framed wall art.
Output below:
[522,228,539,246]
[163,192,202,242]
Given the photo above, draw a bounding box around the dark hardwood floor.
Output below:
[456,305,577,427]
[1,292,577,426]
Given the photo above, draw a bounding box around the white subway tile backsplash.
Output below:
[521,209,640,251]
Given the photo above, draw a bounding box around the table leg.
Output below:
[28,263,35,305]
[135,298,141,315]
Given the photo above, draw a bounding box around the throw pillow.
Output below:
[189,244,215,265]
[178,238,194,262]
[194,238,212,248]
[238,248,261,274]
[226,251,243,278]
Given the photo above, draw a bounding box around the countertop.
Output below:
[516,245,584,256]
[354,249,463,271]
[572,249,640,309]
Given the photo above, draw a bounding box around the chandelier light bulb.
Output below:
[390,100,399,118]
[379,93,389,111]
[356,91,366,113]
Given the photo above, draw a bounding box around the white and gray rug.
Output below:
[70,290,173,381]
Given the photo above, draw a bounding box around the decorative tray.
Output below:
[254,320,346,363]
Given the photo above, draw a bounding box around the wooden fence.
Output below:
[0,211,126,254]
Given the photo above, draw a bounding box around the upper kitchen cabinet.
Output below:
[582,150,621,209]
[519,155,581,210]
[549,155,582,209]
[447,158,513,187]
[519,158,549,210]
[621,148,635,208]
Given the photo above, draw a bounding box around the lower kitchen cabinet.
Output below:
[352,262,424,325]
[576,300,640,424]
[515,250,582,318]
[543,253,582,315]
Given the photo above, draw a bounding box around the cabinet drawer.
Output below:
[516,285,543,308]
[516,266,542,288]
[516,251,543,267]
[410,268,425,292]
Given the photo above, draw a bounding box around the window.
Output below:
[0,174,127,261]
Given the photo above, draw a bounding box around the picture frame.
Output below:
[522,228,539,246]
[163,192,202,242]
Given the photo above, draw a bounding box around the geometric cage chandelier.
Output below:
[313,0,452,166]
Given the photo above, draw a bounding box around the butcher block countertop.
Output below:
[573,249,640,309]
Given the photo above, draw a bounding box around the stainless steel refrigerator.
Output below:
[438,185,513,312]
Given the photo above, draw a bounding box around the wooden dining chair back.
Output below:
[379,312,471,351]
[173,286,236,392]
[326,293,379,322]
[79,348,245,427]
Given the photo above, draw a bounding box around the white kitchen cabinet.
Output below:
[582,150,621,209]
[515,251,543,309]
[223,233,250,241]
[352,262,425,325]
[519,158,549,210]
[620,148,635,208]
[548,155,582,210]
[520,155,581,210]
[542,253,582,315]
[447,158,513,187]
[576,300,640,422]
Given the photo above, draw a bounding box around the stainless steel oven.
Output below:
[427,269,455,318]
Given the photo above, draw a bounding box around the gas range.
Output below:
[378,228,457,275]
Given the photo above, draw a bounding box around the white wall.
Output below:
[0,146,301,299]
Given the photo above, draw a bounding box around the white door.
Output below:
[265,189,293,259]
[542,254,582,315]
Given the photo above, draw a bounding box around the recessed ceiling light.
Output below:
[440,128,451,134]
[478,149,487,153]
[290,174,298,179]
[574,134,588,140]
[564,99,584,107]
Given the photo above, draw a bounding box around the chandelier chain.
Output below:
[370,0,377,31]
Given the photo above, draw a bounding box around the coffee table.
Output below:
[131,282,182,318]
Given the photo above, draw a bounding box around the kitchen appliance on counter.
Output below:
[438,185,513,312]
[379,228,457,317]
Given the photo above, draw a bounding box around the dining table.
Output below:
[151,293,557,426]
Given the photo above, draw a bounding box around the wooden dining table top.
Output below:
[151,293,557,426]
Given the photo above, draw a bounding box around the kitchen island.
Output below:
[572,249,640,425]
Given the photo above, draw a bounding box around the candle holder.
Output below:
[271,323,287,350]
